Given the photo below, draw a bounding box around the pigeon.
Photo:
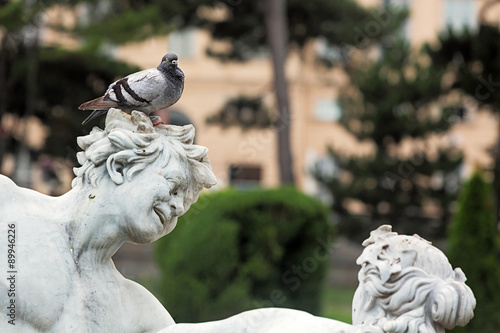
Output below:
[79,52,184,125]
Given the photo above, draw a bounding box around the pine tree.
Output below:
[448,171,500,332]
[2,0,408,186]
[0,1,139,187]
[427,23,500,224]
[313,42,463,241]
[74,0,407,185]
[190,0,407,185]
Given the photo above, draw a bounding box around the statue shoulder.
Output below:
[0,175,20,201]
[0,174,17,188]
[120,278,175,330]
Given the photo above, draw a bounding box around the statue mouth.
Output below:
[153,206,168,226]
[361,264,379,280]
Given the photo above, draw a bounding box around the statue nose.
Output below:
[170,200,184,216]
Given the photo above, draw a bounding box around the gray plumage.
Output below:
[79,53,184,125]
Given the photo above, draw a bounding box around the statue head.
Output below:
[353,225,476,333]
[71,109,217,243]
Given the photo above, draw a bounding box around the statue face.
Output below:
[112,156,192,244]
[352,235,422,326]
[352,226,476,332]
[352,242,389,326]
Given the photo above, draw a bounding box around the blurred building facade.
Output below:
[112,0,499,200]
[3,0,498,283]
[0,0,498,197]
[5,0,499,198]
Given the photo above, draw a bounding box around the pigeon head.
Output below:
[158,53,179,72]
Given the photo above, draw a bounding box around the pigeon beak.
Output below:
[172,60,178,66]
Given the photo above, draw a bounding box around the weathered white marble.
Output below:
[0,108,475,333]
[0,109,216,332]
[159,225,476,333]
[159,308,356,333]
[352,225,475,333]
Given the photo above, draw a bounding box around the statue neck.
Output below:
[63,185,125,268]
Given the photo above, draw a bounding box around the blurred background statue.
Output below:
[159,225,475,333]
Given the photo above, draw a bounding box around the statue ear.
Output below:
[106,155,124,185]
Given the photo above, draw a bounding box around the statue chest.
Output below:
[16,263,133,332]
[13,234,130,332]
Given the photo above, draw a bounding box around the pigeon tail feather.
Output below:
[78,96,119,111]
[82,110,108,125]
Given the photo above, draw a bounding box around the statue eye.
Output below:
[169,186,179,196]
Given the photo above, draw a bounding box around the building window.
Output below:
[305,150,335,205]
[168,28,196,59]
[316,37,346,64]
[314,98,342,122]
[229,165,262,189]
[442,0,477,33]
[168,110,192,127]
[391,0,411,40]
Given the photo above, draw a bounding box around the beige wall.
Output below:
[116,31,374,190]
[113,0,499,192]
[408,0,500,46]
[30,1,499,194]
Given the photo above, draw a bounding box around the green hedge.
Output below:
[448,171,500,332]
[154,187,334,323]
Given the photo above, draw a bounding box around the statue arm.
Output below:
[121,279,175,332]
[155,308,358,333]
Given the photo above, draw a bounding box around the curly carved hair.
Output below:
[353,225,476,333]
[72,109,216,203]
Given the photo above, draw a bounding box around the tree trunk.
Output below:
[13,10,39,187]
[493,116,500,225]
[259,0,295,185]
[0,34,9,173]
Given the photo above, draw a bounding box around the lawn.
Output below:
[320,285,356,324]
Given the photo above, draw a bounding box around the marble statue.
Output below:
[0,108,475,333]
[0,109,216,332]
[159,225,475,333]
[352,225,475,332]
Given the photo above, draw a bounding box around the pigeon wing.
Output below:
[105,69,164,107]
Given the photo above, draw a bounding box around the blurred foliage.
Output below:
[340,44,452,143]
[68,0,406,62]
[448,171,500,332]
[70,4,173,46]
[427,24,500,107]
[123,0,406,184]
[206,96,273,129]
[0,0,408,182]
[154,187,334,323]
[171,0,407,63]
[0,42,138,160]
[0,0,144,183]
[426,24,500,221]
[320,286,355,324]
[313,43,463,242]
